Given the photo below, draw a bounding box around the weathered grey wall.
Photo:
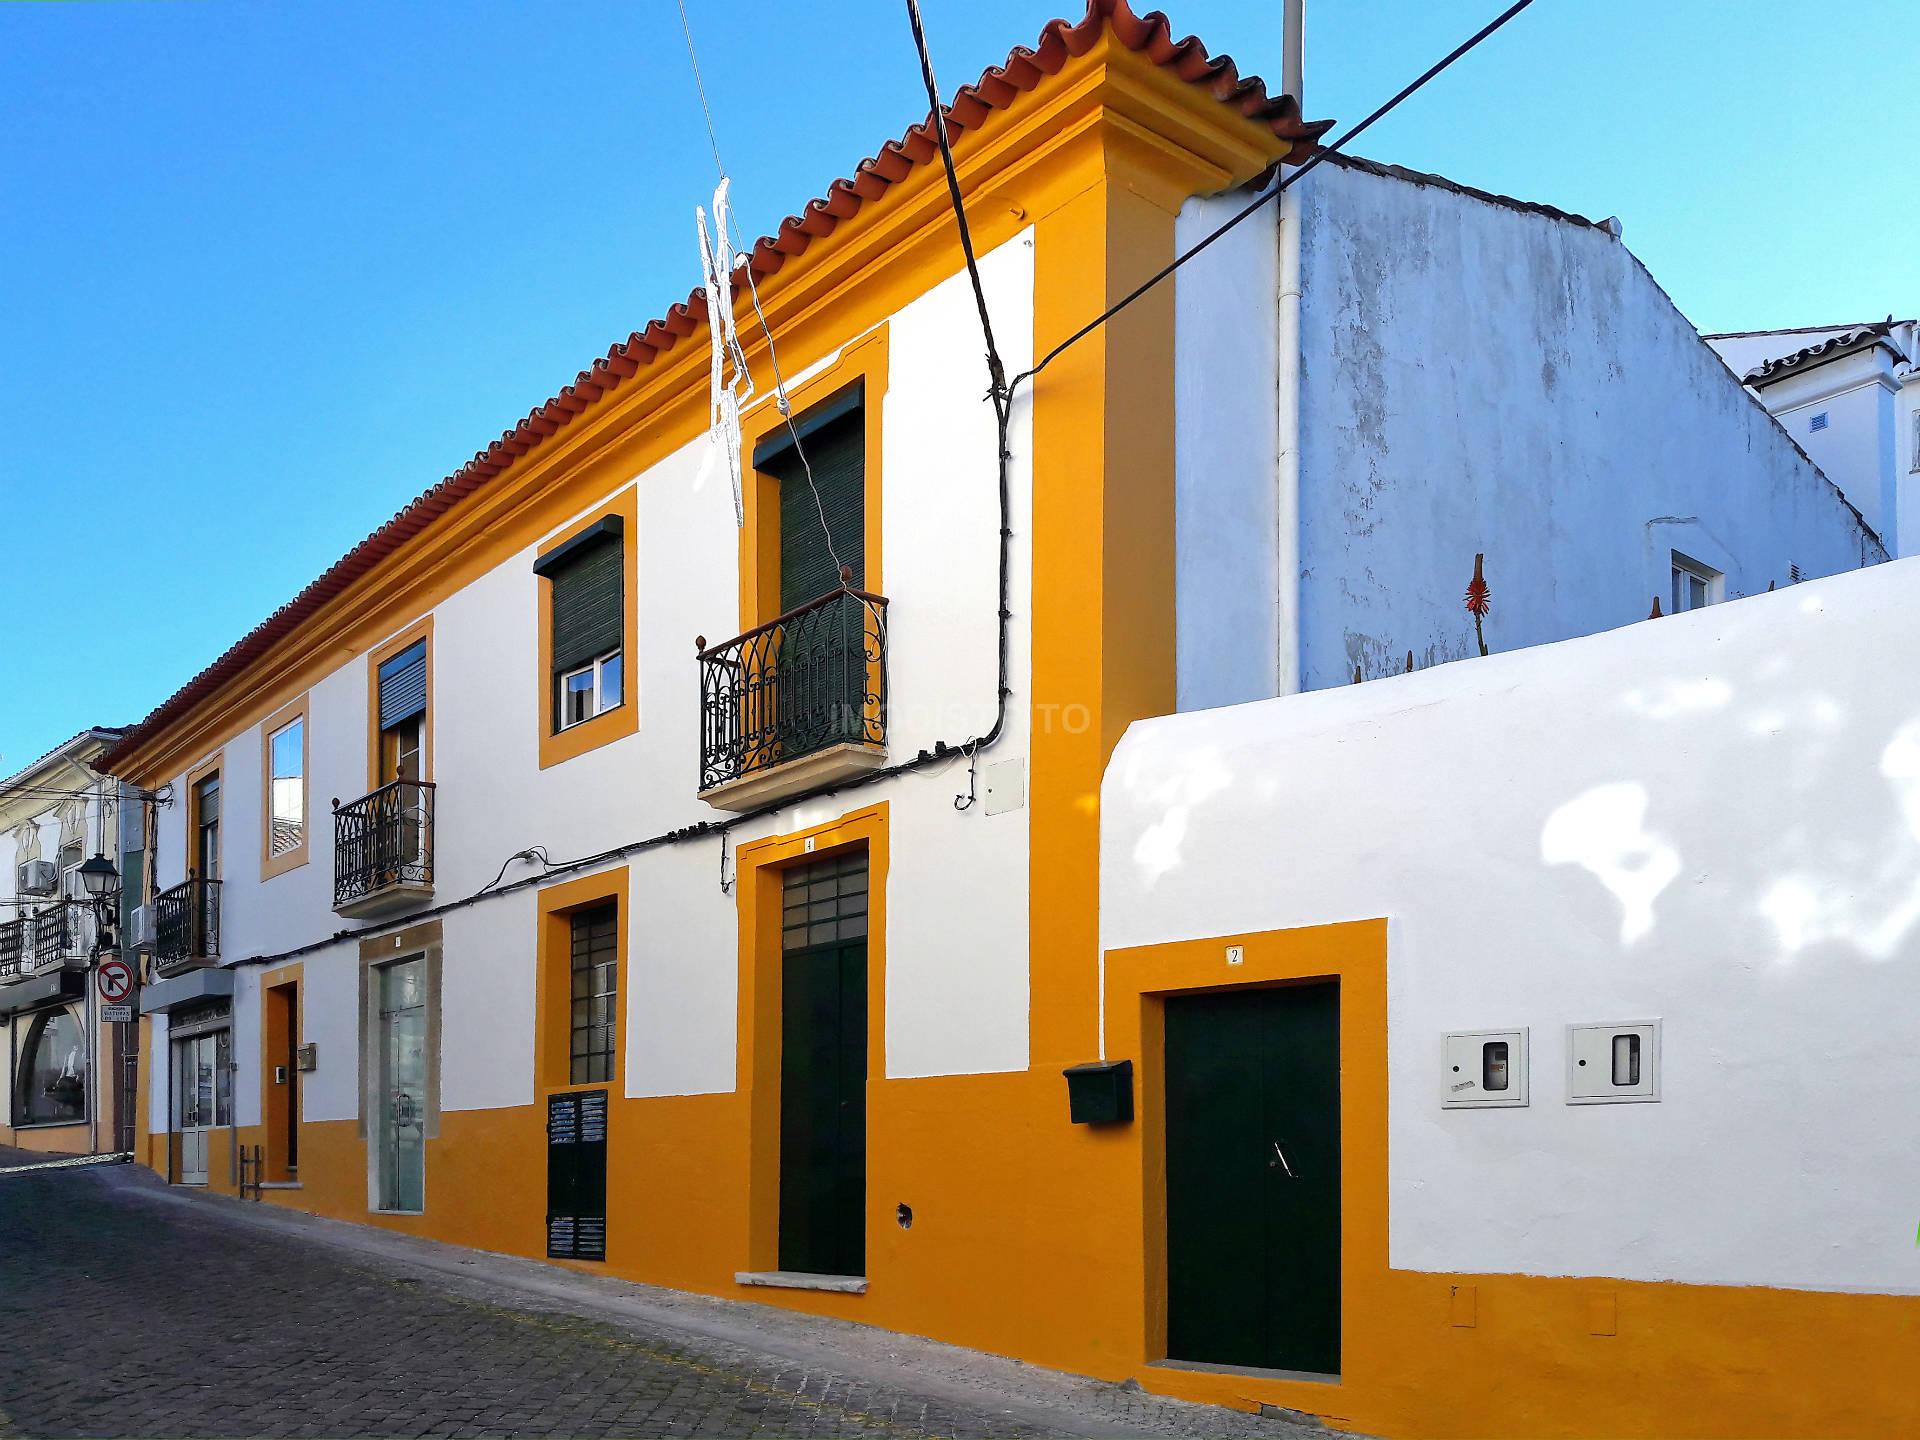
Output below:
[1291,159,1884,691]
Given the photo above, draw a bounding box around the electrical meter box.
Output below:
[1567,1020,1660,1103]
[1442,1028,1528,1108]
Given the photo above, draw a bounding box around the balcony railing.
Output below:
[29,901,94,974]
[0,918,24,982]
[698,587,889,804]
[333,779,435,917]
[154,877,222,977]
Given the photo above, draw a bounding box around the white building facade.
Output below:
[1175,156,1886,710]
[87,3,1915,1433]
[1707,319,1919,557]
[0,728,131,1156]
[1106,553,1920,1437]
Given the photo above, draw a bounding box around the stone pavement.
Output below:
[0,1164,1330,1439]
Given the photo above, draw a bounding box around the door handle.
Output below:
[1269,1141,1296,1178]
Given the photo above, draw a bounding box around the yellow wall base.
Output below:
[139,1062,1920,1439]
[4,1122,95,1157]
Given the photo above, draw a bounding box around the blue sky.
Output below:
[0,0,1912,770]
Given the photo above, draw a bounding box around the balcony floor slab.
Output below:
[698,742,886,813]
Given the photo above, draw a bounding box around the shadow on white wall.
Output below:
[1540,781,1681,945]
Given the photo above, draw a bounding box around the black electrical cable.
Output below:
[1012,0,1542,390]
[205,0,1539,975]
[907,0,1008,407]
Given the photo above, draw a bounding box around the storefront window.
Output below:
[16,1008,86,1126]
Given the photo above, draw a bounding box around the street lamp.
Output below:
[78,853,119,901]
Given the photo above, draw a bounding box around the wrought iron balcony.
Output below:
[333,778,435,918]
[154,877,222,978]
[697,586,888,810]
[28,900,94,975]
[0,918,24,983]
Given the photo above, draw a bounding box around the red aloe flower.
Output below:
[1464,553,1491,617]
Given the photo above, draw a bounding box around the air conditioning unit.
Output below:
[17,860,56,897]
[129,904,155,950]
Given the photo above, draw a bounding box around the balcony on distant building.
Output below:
[153,878,222,978]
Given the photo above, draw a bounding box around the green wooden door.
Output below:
[1165,982,1341,1375]
[778,938,868,1276]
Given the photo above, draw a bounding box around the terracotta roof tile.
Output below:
[1740,322,1909,387]
[101,0,1330,773]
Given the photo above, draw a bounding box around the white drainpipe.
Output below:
[1274,0,1305,697]
[1274,181,1305,697]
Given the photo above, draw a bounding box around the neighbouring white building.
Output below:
[1706,318,1919,557]
[0,727,132,1156]
[1106,551,1920,1437]
[1176,156,1886,708]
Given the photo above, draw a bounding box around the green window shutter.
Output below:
[549,537,624,674]
[769,407,864,613]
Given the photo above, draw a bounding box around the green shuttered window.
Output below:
[536,517,625,732]
[549,536,623,674]
[763,393,864,614]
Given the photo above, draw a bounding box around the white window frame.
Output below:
[557,649,623,731]
[1670,551,1723,614]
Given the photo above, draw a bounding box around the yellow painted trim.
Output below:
[1103,921,1387,1388]
[534,867,631,1093]
[364,615,434,794]
[1026,123,1188,1069]
[536,488,642,770]
[258,695,310,881]
[735,326,889,633]
[733,802,889,1277]
[107,30,1291,790]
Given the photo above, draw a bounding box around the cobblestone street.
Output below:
[0,1165,1319,1440]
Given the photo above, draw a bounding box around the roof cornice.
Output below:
[101,0,1331,781]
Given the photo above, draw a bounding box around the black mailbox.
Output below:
[1063,1058,1133,1125]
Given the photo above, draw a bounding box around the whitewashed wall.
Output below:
[1707,328,1916,559]
[1105,555,1920,1296]
[1174,160,1888,707]
[145,233,1036,1126]
[1173,182,1284,712]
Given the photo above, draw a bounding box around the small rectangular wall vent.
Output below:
[1810,412,1830,432]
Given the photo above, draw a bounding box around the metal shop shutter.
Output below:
[546,1089,608,1261]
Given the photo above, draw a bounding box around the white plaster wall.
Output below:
[287,947,362,1124]
[1288,161,1884,691]
[1104,556,1920,1296]
[1174,186,1282,711]
[143,232,1036,1114]
[146,1011,169,1132]
[1758,363,1897,546]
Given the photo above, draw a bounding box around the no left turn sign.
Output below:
[96,958,134,1004]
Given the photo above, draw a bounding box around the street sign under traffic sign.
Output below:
[96,958,134,1004]
[100,1003,134,1024]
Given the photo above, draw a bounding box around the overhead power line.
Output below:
[187,0,1550,975]
[1012,0,1542,389]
